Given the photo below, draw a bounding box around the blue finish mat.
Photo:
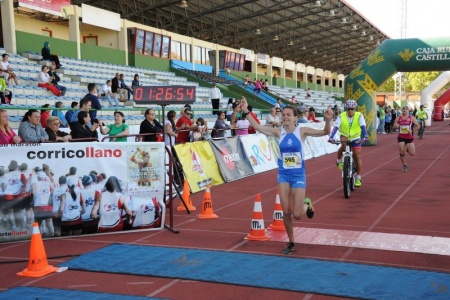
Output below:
[0,286,164,300]
[61,244,450,300]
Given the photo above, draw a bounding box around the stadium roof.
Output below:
[35,0,392,74]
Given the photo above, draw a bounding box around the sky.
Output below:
[344,0,450,39]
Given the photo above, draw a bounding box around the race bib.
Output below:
[282,152,302,169]
[399,125,410,134]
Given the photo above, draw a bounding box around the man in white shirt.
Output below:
[209,82,221,115]
[101,80,120,107]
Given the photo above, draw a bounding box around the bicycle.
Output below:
[330,139,357,199]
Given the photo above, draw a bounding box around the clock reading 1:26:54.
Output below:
[133,86,196,105]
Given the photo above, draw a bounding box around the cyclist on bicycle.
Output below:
[415,104,428,133]
[393,105,420,172]
[328,99,368,187]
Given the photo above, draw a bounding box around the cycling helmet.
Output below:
[344,99,357,109]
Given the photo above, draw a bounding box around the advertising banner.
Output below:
[0,142,165,243]
[266,136,281,162]
[18,0,71,16]
[209,137,254,182]
[173,141,224,193]
[240,134,277,173]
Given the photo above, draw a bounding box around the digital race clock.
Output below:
[133,86,196,105]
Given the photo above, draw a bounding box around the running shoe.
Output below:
[336,159,343,171]
[304,198,315,219]
[283,242,296,255]
[402,165,408,172]
[354,179,362,187]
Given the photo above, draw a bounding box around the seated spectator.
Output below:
[265,107,281,127]
[306,88,312,99]
[307,107,321,123]
[131,74,142,91]
[291,96,296,104]
[70,111,99,141]
[65,101,78,126]
[0,109,21,144]
[247,105,260,134]
[236,112,250,135]
[40,104,51,128]
[1,54,19,85]
[52,101,68,128]
[212,111,230,138]
[45,116,72,142]
[0,76,12,105]
[48,64,67,96]
[41,42,62,68]
[99,111,129,142]
[243,75,250,88]
[119,74,133,101]
[139,108,163,142]
[37,66,61,96]
[101,80,120,107]
[111,73,127,102]
[18,109,49,143]
[297,110,309,123]
[68,98,91,130]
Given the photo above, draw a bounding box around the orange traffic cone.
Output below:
[177,179,196,211]
[17,222,59,277]
[197,185,218,219]
[245,194,270,241]
[267,188,285,231]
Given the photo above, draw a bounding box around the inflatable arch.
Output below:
[420,71,450,122]
[344,37,450,145]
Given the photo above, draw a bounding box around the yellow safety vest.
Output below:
[339,111,362,140]
[417,109,427,119]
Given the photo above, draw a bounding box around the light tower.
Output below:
[394,0,408,103]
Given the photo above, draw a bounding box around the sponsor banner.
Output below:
[209,137,254,182]
[240,134,277,173]
[0,142,165,243]
[266,136,281,162]
[173,141,224,193]
[18,0,71,16]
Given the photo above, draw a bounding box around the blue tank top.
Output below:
[278,126,305,173]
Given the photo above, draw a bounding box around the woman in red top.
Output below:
[393,106,420,172]
[307,108,321,123]
[40,104,51,128]
[0,109,21,144]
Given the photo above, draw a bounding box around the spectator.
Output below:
[37,66,61,96]
[291,95,296,104]
[84,83,102,120]
[119,74,133,101]
[226,98,233,121]
[111,72,127,102]
[68,98,92,129]
[306,88,312,99]
[52,101,68,128]
[0,76,12,105]
[275,99,282,109]
[307,107,321,123]
[164,110,178,147]
[45,116,72,142]
[230,102,241,136]
[65,101,78,126]
[40,104,51,128]
[0,109,21,144]
[264,79,269,92]
[192,117,209,141]
[70,111,99,141]
[236,112,250,135]
[48,64,67,96]
[18,109,49,142]
[131,74,142,90]
[265,107,281,127]
[209,82,221,115]
[225,65,231,75]
[140,108,163,142]
[0,54,19,85]
[297,110,309,123]
[254,78,262,95]
[212,111,230,138]
[247,105,260,134]
[244,75,250,88]
[41,42,62,68]
[99,111,130,142]
[175,108,197,143]
[101,80,120,107]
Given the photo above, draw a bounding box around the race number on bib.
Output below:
[282,152,302,169]
[399,125,410,134]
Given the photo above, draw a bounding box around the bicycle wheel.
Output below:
[350,161,356,191]
[343,156,351,199]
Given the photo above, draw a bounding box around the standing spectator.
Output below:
[306,88,312,99]
[192,117,209,141]
[164,110,178,147]
[0,109,21,144]
[212,111,230,138]
[247,105,260,134]
[52,101,68,128]
[111,73,127,102]
[209,82,221,115]
[45,116,72,142]
[18,109,48,142]
[0,54,19,85]
[254,78,262,95]
[101,80,120,107]
[225,66,231,75]
[226,98,233,121]
[65,101,78,126]
[40,104,51,128]
[377,105,386,134]
[139,108,163,142]
[37,66,61,96]
[385,107,392,133]
[175,108,197,143]
[243,75,250,88]
[48,64,67,96]
[230,102,241,136]
[41,42,61,68]
[263,79,269,92]
[99,111,130,142]
[236,112,250,135]
[119,74,133,101]
[84,83,102,120]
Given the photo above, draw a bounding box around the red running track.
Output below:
[1,120,449,300]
